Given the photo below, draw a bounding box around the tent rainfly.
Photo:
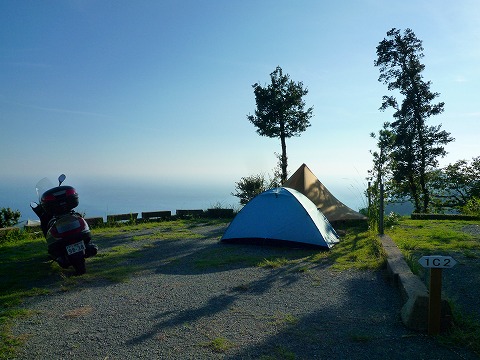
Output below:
[221,187,339,249]
[284,163,367,223]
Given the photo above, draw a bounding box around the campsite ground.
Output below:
[9,220,480,359]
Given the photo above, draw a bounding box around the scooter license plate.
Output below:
[66,241,86,255]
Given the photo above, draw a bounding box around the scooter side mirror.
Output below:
[58,174,66,186]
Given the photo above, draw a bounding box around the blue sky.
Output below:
[1,1,479,206]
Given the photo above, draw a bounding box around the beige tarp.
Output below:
[284,163,367,222]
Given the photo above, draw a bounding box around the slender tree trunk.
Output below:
[409,174,421,213]
[280,121,288,184]
[418,135,430,213]
[412,82,430,213]
[419,151,429,212]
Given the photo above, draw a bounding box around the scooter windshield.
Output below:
[35,177,54,202]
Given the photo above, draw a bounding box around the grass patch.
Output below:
[387,219,480,254]
[201,337,235,353]
[91,221,161,237]
[259,257,291,269]
[190,222,385,273]
[269,313,299,326]
[324,225,386,270]
[386,218,480,275]
[0,231,54,359]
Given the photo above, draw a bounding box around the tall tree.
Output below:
[247,66,313,183]
[367,122,395,229]
[374,28,454,212]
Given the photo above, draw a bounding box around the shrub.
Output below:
[0,208,21,228]
[462,197,480,217]
[384,212,401,227]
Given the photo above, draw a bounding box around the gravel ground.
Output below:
[11,223,479,359]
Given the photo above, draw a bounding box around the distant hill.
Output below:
[385,201,414,216]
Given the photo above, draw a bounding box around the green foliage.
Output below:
[462,196,480,216]
[374,28,453,213]
[232,173,268,205]
[384,212,401,227]
[0,228,22,245]
[0,208,21,228]
[247,66,313,183]
[430,157,480,212]
[232,164,284,206]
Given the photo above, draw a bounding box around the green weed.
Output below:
[201,337,235,353]
[269,313,299,326]
[259,257,290,268]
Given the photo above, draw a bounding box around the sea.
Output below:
[0,176,240,224]
[0,176,368,225]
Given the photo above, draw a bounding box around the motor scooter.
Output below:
[31,174,97,275]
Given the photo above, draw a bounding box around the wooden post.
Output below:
[428,268,442,335]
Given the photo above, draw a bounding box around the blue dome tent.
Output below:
[221,187,339,249]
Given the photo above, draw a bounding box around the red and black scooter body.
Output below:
[31,175,97,275]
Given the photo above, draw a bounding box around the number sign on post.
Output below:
[418,255,457,269]
[418,255,457,335]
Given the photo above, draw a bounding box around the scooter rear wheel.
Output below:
[69,254,86,275]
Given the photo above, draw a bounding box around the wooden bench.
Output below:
[85,217,104,228]
[175,209,204,219]
[206,208,234,218]
[107,213,138,223]
[141,211,171,221]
